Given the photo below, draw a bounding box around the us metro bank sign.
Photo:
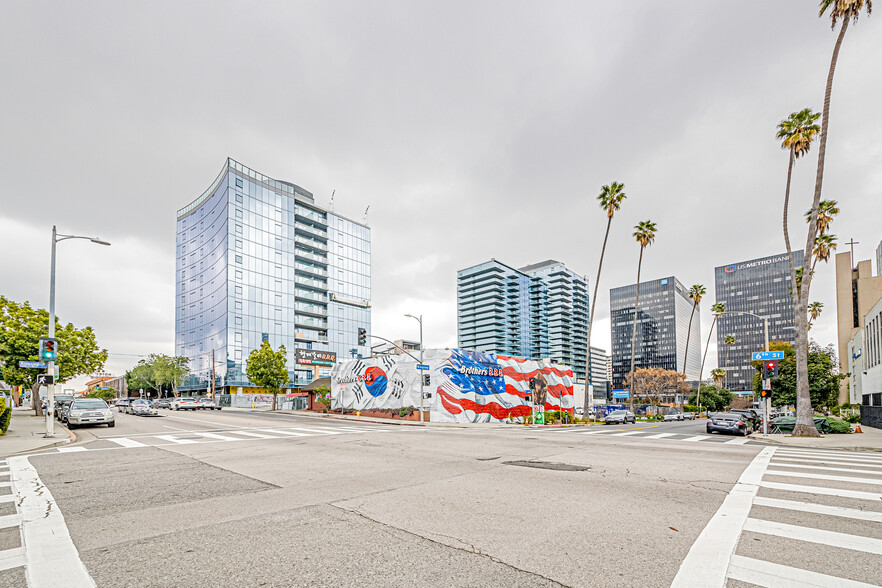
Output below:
[722,255,790,273]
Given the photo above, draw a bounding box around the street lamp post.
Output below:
[723,309,770,437]
[404,313,424,423]
[44,225,110,437]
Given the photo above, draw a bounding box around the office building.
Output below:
[590,346,610,402]
[175,158,371,393]
[836,250,882,404]
[877,240,882,277]
[610,276,700,389]
[457,259,589,380]
[714,251,803,392]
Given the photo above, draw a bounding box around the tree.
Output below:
[127,354,190,397]
[624,367,690,415]
[787,0,872,437]
[724,335,736,388]
[710,368,726,388]
[627,219,657,411]
[688,384,733,412]
[807,301,824,330]
[585,181,626,412]
[696,302,726,411]
[682,284,706,379]
[0,296,107,416]
[245,341,289,411]
[751,341,843,409]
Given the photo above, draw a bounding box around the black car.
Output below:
[707,412,749,436]
[53,395,75,420]
[729,409,762,432]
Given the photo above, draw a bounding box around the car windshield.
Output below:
[71,400,108,409]
[132,400,149,406]
[609,410,626,416]
[179,398,196,402]
[714,413,740,420]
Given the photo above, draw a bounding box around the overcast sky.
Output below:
[1,1,880,389]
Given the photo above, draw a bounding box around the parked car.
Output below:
[127,399,158,416]
[115,398,132,412]
[156,398,172,409]
[663,412,683,422]
[196,397,220,410]
[730,409,762,432]
[54,395,75,420]
[171,397,198,411]
[682,412,695,420]
[706,412,748,436]
[66,398,115,429]
[604,410,636,425]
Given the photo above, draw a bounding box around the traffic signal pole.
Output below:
[45,226,57,438]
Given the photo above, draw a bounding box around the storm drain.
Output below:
[503,460,590,472]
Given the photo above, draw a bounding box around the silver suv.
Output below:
[66,399,115,429]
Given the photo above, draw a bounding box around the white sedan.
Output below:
[663,412,683,421]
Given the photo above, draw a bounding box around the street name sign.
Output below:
[752,351,784,361]
[19,361,48,369]
[416,364,430,371]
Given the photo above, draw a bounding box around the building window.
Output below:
[236,193,243,203]
[235,255,243,264]
[235,178,243,188]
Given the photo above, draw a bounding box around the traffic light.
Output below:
[39,338,58,361]
[357,328,367,345]
[763,361,779,379]
[759,389,772,400]
[422,374,430,386]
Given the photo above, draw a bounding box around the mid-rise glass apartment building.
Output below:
[715,251,803,392]
[610,276,701,389]
[456,259,589,380]
[175,158,370,393]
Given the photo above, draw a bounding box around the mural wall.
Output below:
[330,348,574,423]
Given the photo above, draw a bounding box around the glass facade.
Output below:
[175,158,370,392]
[714,251,803,392]
[456,259,590,380]
[610,276,701,389]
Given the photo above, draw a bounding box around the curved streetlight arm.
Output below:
[724,309,770,352]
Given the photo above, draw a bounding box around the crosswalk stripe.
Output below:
[769,461,882,476]
[57,447,87,453]
[107,438,148,448]
[0,514,22,530]
[743,517,882,555]
[256,429,313,437]
[681,435,711,442]
[765,469,882,486]
[724,438,750,445]
[195,432,241,442]
[727,554,877,588]
[643,433,676,439]
[230,431,280,439]
[611,431,644,436]
[774,450,882,463]
[0,547,25,572]
[283,427,346,435]
[579,429,609,434]
[0,495,15,504]
[0,482,11,488]
[773,456,882,469]
[154,435,198,445]
[752,496,882,523]
[759,480,882,501]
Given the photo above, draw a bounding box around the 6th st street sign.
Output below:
[752,351,784,361]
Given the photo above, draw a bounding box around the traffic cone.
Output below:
[855,424,863,433]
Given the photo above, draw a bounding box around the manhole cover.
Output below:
[503,460,589,472]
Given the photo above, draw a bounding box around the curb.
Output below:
[746,435,882,453]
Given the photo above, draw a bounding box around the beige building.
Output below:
[835,251,882,404]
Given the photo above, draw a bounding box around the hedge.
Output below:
[0,398,11,435]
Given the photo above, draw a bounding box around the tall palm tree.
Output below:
[808,301,824,330]
[791,0,872,438]
[710,368,726,388]
[806,199,840,235]
[627,220,657,411]
[585,181,626,411]
[812,233,838,273]
[696,302,726,411]
[724,335,736,389]
[682,285,706,380]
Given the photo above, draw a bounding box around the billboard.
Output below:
[330,348,574,423]
[295,349,337,367]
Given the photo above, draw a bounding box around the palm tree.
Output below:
[627,220,657,411]
[710,368,725,389]
[724,335,736,388]
[812,233,838,273]
[808,301,824,330]
[791,0,872,438]
[682,285,706,379]
[585,181,626,411]
[806,199,840,236]
[696,302,726,412]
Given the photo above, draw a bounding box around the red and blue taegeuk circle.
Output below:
[363,366,388,397]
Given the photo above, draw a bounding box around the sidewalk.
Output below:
[0,406,74,457]
[750,424,882,453]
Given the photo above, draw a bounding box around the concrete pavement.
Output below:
[750,424,882,452]
[0,406,73,457]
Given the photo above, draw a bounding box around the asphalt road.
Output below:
[2,411,880,587]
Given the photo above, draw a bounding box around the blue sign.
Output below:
[612,389,630,399]
[19,361,47,369]
[751,351,784,361]
[660,279,669,285]
[416,364,430,371]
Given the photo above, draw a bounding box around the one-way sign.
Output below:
[36,374,55,386]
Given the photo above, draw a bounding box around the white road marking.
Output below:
[610,430,645,436]
[106,437,148,448]
[195,432,240,442]
[742,517,882,555]
[0,513,22,530]
[752,496,882,523]
[681,435,712,442]
[772,455,882,469]
[229,430,280,439]
[759,480,882,501]
[283,426,346,435]
[161,424,188,431]
[724,438,750,445]
[579,429,609,434]
[7,456,96,587]
[774,450,882,463]
[670,446,776,588]
[768,461,882,476]
[727,554,878,588]
[0,547,25,572]
[764,469,882,486]
[56,447,87,453]
[642,433,676,439]
[0,495,16,504]
[153,435,198,445]
[256,429,313,437]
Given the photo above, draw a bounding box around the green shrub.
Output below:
[843,413,861,424]
[0,398,6,412]
[0,407,11,435]
[86,388,117,402]
[826,418,852,434]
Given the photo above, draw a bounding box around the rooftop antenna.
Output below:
[329,189,335,212]
[363,205,370,224]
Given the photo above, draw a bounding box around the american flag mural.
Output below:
[330,348,574,423]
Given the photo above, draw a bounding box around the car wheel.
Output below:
[68,423,76,429]
[108,421,115,428]
[707,429,712,434]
